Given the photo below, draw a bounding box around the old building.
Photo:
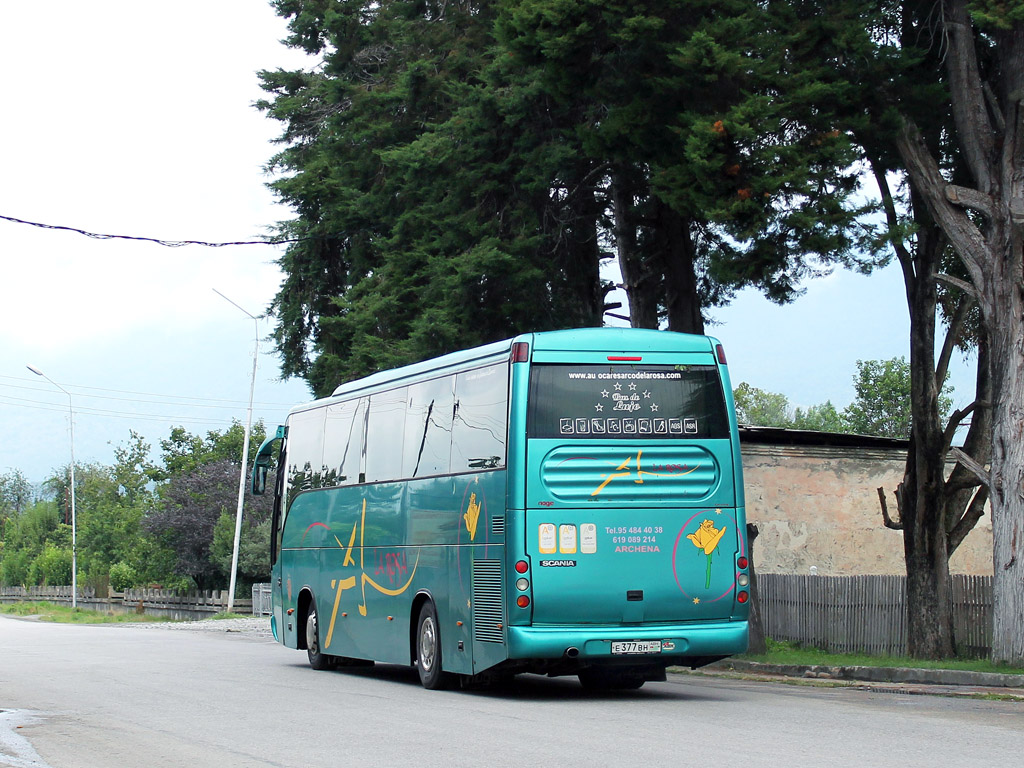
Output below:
[741,427,993,576]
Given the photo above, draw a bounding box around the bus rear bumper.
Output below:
[506,621,748,661]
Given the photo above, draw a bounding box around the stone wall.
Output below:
[742,437,993,576]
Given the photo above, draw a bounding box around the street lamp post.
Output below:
[26,365,77,609]
[213,289,258,613]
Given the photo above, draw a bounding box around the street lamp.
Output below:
[213,289,258,613]
[26,365,77,609]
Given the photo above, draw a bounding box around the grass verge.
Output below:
[0,601,174,624]
[739,638,1024,676]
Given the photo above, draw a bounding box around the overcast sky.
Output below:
[0,1,977,483]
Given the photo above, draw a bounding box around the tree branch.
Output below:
[878,486,903,530]
[935,294,972,388]
[942,400,979,454]
[950,446,991,488]
[896,119,989,296]
[948,485,989,555]
[936,272,981,301]
[944,0,996,192]
[944,184,995,218]
[867,149,914,267]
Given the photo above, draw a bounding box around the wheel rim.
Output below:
[306,610,320,656]
[419,615,437,673]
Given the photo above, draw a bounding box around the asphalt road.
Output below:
[1,616,1021,768]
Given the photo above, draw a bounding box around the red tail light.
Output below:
[511,342,530,363]
[716,344,727,364]
[516,595,531,608]
[515,560,529,574]
[608,356,642,361]
[737,591,749,604]
[737,556,748,570]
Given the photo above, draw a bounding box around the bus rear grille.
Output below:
[472,560,505,644]
[491,516,505,537]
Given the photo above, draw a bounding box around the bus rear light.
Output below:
[516,578,530,591]
[511,342,530,363]
[716,344,728,365]
[515,560,529,574]
[737,574,749,587]
[737,591,749,604]
[737,556,748,570]
[608,356,642,361]
[516,595,531,608]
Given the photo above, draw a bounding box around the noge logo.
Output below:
[540,560,577,567]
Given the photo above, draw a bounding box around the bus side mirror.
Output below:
[252,460,270,496]
[251,427,284,495]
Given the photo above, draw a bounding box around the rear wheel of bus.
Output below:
[304,595,333,671]
[415,601,454,690]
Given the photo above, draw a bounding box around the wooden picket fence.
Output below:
[758,574,992,657]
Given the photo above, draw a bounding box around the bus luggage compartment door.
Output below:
[524,507,744,626]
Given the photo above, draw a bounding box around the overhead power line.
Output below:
[0,375,299,409]
[0,393,247,427]
[0,213,319,248]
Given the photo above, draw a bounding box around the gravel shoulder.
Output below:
[131,616,274,638]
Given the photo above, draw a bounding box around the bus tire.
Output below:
[305,597,333,671]
[415,601,454,690]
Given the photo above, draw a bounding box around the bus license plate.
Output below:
[611,640,662,655]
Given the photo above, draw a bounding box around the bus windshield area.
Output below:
[527,364,729,440]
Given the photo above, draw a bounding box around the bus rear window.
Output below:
[527,364,729,439]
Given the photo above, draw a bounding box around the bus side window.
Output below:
[323,398,365,486]
[271,440,286,566]
[452,363,508,471]
[283,409,326,502]
[403,376,455,478]
[365,387,409,483]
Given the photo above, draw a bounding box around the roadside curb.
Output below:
[702,659,1024,689]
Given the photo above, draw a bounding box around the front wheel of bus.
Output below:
[305,598,332,671]
[416,602,454,690]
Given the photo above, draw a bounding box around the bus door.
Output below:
[253,426,287,643]
[524,361,742,626]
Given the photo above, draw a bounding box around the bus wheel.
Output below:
[305,597,333,671]
[578,667,646,691]
[415,602,454,690]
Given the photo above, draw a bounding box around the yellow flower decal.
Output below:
[687,519,727,588]
[687,519,727,555]
[464,492,481,541]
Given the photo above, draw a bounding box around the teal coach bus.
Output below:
[252,327,749,690]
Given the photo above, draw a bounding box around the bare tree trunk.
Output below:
[655,201,704,334]
[745,523,767,655]
[866,148,962,658]
[611,169,659,329]
[893,0,1024,663]
[903,221,956,658]
[987,253,1024,663]
[555,178,605,328]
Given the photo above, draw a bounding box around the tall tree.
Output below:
[498,0,872,332]
[0,469,32,546]
[151,424,276,591]
[890,0,1024,663]
[844,357,953,439]
[147,459,239,590]
[753,0,994,659]
[260,0,874,395]
[260,0,586,393]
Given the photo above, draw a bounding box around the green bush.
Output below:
[36,545,73,586]
[109,562,138,592]
[0,548,31,586]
